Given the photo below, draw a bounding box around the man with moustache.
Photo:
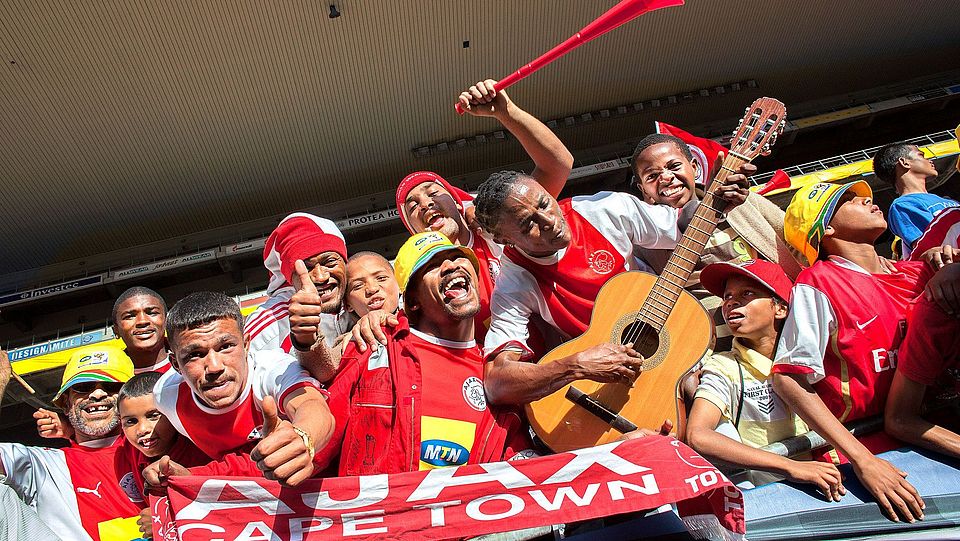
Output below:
[0,346,145,540]
[153,291,334,485]
[315,232,532,475]
[245,212,352,382]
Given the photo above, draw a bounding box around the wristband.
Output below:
[292,425,315,461]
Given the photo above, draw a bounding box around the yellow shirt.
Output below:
[695,338,808,449]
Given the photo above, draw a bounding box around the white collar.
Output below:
[409,327,476,349]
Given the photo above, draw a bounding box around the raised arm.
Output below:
[289,259,341,383]
[459,80,573,198]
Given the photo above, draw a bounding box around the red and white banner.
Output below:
[153,437,744,540]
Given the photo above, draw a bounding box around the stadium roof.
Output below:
[3,0,960,291]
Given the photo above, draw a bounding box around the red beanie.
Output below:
[263,213,347,294]
[395,171,474,235]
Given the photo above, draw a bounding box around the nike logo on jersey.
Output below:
[856,315,879,331]
[77,481,102,499]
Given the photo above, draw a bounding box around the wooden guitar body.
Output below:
[525,270,713,453]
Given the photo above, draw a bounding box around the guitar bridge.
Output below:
[565,386,638,434]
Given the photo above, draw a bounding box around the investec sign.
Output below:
[109,250,217,282]
[0,275,105,308]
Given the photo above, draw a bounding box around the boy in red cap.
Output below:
[245,212,351,382]
[687,260,842,498]
[393,79,573,342]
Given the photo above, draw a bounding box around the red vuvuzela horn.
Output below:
[455,0,684,114]
[756,169,792,196]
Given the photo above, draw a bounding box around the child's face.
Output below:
[826,192,886,242]
[721,276,787,340]
[633,142,698,208]
[345,255,401,317]
[119,394,177,458]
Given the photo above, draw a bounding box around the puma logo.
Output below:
[856,315,878,331]
[77,481,102,499]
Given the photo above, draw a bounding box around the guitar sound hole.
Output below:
[620,323,660,359]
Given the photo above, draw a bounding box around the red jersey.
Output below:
[153,349,321,459]
[910,207,960,260]
[0,436,143,540]
[773,256,932,457]
[131,353,172,375]
[898,296,960,387]
[466,230,502,342]
[411,329,494,469]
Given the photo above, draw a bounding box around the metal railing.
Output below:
[751,129,958,185]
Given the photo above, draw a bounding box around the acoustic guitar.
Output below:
[526,97,787,452]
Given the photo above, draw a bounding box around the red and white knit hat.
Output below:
[263,213,347,295]
[395,171,474,235]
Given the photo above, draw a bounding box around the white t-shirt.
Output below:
[153,349,322,459]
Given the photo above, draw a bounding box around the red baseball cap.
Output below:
[700,259,793,303]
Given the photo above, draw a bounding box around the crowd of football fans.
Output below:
[1,80,958,540]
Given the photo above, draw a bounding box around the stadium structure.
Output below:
[1,0,959,448]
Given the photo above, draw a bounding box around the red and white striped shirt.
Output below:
[244,287,352,354]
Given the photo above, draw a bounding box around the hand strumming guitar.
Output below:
[569,342,644,386]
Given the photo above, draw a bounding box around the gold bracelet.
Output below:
[292,425,315,461]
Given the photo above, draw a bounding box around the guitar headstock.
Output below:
[729,97,786,161]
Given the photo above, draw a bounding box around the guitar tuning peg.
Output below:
[760,145,772,157]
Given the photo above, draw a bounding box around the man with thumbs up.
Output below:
[153,291,334,485]
[245,212,353,383]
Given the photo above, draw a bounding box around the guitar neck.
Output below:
[638,155,747,331]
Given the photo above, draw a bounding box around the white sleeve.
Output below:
[0,443,68,506]
[773,283,837,384]
[605,192,681,250]
[483,264,539,360]
[695,369,735,418]
[249,350,323,415]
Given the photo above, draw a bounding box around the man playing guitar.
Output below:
[473,166,752,406]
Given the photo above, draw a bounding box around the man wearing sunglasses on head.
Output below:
[0,346,146,541]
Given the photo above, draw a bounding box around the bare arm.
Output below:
[773,372,924,522]
[886,371,960,459]
[294,338,341,385]
[459,80,573,198]
[483,344,642,406]
[686,397,843,500]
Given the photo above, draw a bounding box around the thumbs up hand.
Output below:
[251,396,316,487]
[289,260,325,350]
